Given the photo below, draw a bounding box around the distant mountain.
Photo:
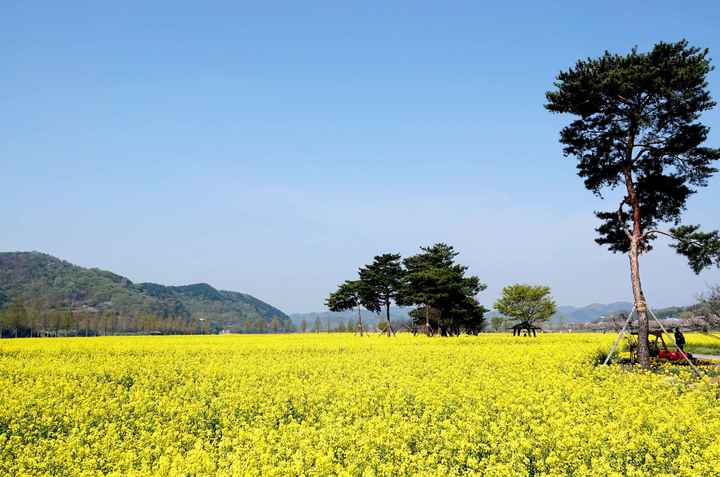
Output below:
[483,302,635,324]
[552,302,634,323]
[0,252,290,327]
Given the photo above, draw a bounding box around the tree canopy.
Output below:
[494,284,556,325]
[399,243,487,336]
[325,280,366,335]
[327,244,487,337]
[325,280,363,313]
[545,40,720,263]
[358,253,404,336]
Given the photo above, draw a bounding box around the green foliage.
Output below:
[399,243,487,335]
[0,252,290,330]
[669,225,720,273]
[329,245,487,336]
[325,280,363,313]
[490,316,505,332]
[494,284,557,325]
[545,40,720,263]
[1,299,28,337]
[358,253,404,334]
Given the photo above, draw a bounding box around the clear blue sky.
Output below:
[2,1,719,313]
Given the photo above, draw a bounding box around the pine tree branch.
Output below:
[643,229,707,247]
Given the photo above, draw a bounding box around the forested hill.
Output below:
[0,252,290,327]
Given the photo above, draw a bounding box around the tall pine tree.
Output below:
[546,40,720,367]
[358,254,404,336]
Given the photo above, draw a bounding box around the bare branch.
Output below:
[643,229,707,247]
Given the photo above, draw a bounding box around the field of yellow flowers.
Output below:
[1,333,719,476]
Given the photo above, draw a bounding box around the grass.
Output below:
[684,332,720,355]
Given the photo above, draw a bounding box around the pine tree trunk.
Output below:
[385,301,393,336]
[629,238,650,368]
[425,305,431,336]
[357,306,364,336]
[624,162,650,369]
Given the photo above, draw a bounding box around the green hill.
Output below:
[0,252,290,328]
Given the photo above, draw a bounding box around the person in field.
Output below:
[674,328,686,352]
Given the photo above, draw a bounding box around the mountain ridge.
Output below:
[0,251,290,327]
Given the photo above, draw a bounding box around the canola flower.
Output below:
[0,333,719,476]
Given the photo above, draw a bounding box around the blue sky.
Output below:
[2,1,719,312]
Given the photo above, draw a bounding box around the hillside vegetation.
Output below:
[0,252,290,330]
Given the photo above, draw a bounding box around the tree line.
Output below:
[326,243,558,336]
[0,299,303,338]
[0,298,394,338]
[0,298,398,338]
[0,300,207,338]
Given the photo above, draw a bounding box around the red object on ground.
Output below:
[658,349,688,361]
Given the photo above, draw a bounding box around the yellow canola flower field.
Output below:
[1,333,719,477]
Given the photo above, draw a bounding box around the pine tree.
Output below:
[546,40,720,367]
[358,254,404,336]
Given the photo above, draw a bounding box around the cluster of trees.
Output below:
[546,40,720,367]
[327,243,488,336]
[593,286,720,334]
[296,316,378,333]
[223,316,296,334]
[0,299,210,338]
[328,39,719,358]
[675,285,720,332]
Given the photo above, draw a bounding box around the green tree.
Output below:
[270,316,282,333]
[326,280,366,336]
[494,284,556,327]
[399,243,487,336]
[490,316,505,332]
[0,308,6,338]
[62,309,73,335]
[545,40,720,367]
[358,253,404,336]
[408,305,440,335]
[5,299,29,338]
